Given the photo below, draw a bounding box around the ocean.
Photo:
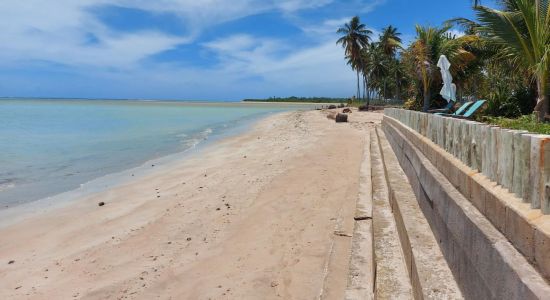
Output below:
[0,99,314,209]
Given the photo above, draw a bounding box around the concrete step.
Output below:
[375,126,463,299]
[369,128,413,299]
[346,126,462,299]
[345,132,375,300]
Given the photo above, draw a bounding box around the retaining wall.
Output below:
[384,108,550,214]
[382,114,550,299]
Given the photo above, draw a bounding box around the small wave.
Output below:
[0,178,16,192]
[180,128,213,149]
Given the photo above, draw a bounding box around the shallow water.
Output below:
[0,99,314,208]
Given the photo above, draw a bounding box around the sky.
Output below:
[0,0,495,101]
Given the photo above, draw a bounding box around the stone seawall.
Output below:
[382,114,550,299]
[384,108,550,214]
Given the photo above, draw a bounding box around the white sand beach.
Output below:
[0,109,382,299]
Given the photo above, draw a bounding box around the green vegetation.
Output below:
[484,115,550,134]
[243,97,348,103]
[336,0,549,126]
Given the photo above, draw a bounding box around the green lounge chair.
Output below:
[428,100,455,114]
[434,101,473,116]
[452,100,487,119]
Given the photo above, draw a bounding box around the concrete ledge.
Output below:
[345,134,374,300]
[375,127,462,299]
[345,220,374,300]
[383,116,550,299]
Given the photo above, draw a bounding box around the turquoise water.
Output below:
[0,99,312,208]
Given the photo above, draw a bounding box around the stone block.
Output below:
[459,164,473,200]
[470,174,488,213]
[480,125,491,176]
[435,116,443,147]
[511,131,528,198]
[453,119,462,159]
[461,121,472,166]
[446,157,460,189]
[533,218,550,280]
[444,118,453,152]
[489,127,501,183]
[484,188,507,233]
[469,122,481,171]
[530,135,545,209]
[541,137,550,214]
[498,130,514,191]
[521,134,534,203]
[505,204,535,262]
[448,118,455,154]
[425,114,432,140]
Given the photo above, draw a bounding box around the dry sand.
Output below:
[0,109,382,299]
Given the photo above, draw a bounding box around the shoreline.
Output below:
[0,110,291,228]
[0,109,381,299]
[1,98,324,107]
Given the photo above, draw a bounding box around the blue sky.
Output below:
[0,0,495,101]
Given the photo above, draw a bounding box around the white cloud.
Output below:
[0,0,387,98]
[0,0,341,68]
[0,1,189,68]
[275,0,333,12]
[203,35,257,53]
[197,33,354,96]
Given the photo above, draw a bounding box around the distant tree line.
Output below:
[243,96,347,103]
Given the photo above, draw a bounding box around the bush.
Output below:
[483,114,550,134]
[484,85,521,118]
[403,97,422,111]
[513,86,537,115]
[483,85,536,118]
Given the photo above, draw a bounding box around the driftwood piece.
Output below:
[335,113,348,123]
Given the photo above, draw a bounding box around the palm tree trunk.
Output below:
[534,77,548,122]
[395,71,401,101]
[421,69,430,112]
[365,76,370,109]
[363,74,367,102]
[356,70,361,100]
[362,75,366,103]
[423,89,431,112]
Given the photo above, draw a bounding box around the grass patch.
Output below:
[483,114,550,134]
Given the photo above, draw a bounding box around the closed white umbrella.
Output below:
[437,55,456,103]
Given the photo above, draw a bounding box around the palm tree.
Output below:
[337,16,372,100]
[379,25,402,57]
[379,26,403,100]
[411,25,476,111]
[368,44,390,99]
[472,0,550,121]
